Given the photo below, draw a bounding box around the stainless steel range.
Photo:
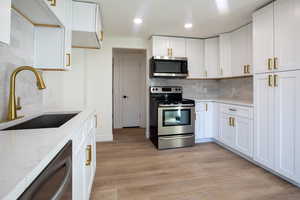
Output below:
[149,86,195,150]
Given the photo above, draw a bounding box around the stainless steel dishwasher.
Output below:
[18,141,72,200]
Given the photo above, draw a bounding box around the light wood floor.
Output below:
[91,128,300,200]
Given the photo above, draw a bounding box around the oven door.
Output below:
[151,57,188,78]
[158,106,195,136]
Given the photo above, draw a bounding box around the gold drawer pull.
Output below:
[85,145,92,166]
[232,117,235,127]
[244,65,247,74]
[274,57,278,69]
[49,0,56,6]
[274,74,278,87]
[229,117,232,126]
[268,58,273,70]
[66,53,71,67]
[247,65,251,74]
[268,75,273,87]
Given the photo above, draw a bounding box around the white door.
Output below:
[235,116,253,158]
[219,113,235,147]
[169,37,186,57]
[253,3,274,74]
[120,54,142,127]
[274,70,300,182]
[274,0,300,72]
[186,39,205,78]
[254,73,275,169]
[0,0,11,45]
[152,36,170,57]
[205,37,220,78]
[219,33,232,77]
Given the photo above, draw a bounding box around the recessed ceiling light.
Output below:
[134,18,143,24]
[184,23,193,29]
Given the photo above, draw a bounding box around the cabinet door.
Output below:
[274,70,300,182]
[84,134,93,200]
[152,36,170,57]
[231,24,252,76]
[205,37,220,78]
[219,113,235,147]
[219,33,231,77]
[274,0,300,72]
[169,37,186,57]
[64,0,72,69]
[195,111,205,140]
[235,117,253,158]
[253,3,274,74]
[0,0,11,45]
[186,39,205,78]
[245,23,253,74]
[73,143,86,200]
[254,73,275,169]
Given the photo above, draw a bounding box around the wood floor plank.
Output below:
[91,128,300,200]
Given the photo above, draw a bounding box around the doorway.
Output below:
[112,48,147,130]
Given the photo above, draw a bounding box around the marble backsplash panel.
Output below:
[0,11,43,121]
[150,78,220,99]
[150,77,253,101]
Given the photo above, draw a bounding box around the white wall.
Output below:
[44,36,150,141]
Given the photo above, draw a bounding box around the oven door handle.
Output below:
[159,106,195,110]
[160,135,194,140]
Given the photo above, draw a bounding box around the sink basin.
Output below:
[2,113,79,131]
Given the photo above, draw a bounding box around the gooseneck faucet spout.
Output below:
[7,66,46,121]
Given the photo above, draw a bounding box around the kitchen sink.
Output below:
[2,113,79,131]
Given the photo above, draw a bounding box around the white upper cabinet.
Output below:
[64,0,73,69]
[0,0,11,45]
[253,0,300,74]
[169,37,186,57]
[253,3,274,74]
[151,36,186,57]
[151,36,170,57]
[231,24,253,76]
[72,1,103,49]
[219,33,232,77]
[274,0,300,72]
[204,37,220,78]
[186,39,205,78]
[274,70,300,182]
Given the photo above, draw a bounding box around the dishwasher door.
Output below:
[18,141,72,200]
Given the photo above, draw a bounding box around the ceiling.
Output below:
[98,0,271,39]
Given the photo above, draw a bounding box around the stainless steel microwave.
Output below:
[150,56,188,78]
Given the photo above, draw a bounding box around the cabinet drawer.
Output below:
[220,104,253,119]
[195,102,209,112]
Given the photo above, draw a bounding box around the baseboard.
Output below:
[195,138,214,144]
[96,130,113,142]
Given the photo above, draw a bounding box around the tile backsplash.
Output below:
[0,11,43,121]
[150,77,253,101]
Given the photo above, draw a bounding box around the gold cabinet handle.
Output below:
[66,53,71,67]
[274,57,278,70]
[85,145,92,166]
[247,65,251,74]
[274,74,278,87]
[48,0,56,6]
[99,31,104,41]
[229,117,232,126]
[167,48,171,56]
[232,117,235,127]
[205,104,208,112]
[268,74,273,87]
[170,48,173,57]
[268,58,273,70]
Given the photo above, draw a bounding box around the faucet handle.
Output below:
[16,96,22,110]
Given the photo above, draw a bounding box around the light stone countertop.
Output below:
[0,108,96,200]
[187,97,253,107]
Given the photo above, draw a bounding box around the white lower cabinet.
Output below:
[195,102,218,142]
[254,70,300,183]
[218,104,254,158]
[73,114,97,200]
